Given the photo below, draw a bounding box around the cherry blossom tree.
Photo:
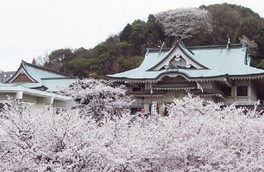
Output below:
[1,94,264,171]
[240,35,258,58]
[155,8,212,40]
[60,78,132,122]
[0,100,102,171]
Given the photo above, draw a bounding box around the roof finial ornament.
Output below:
[158,40,165,53]
[175,36,182,44]
[32,58,36,65]
[242,42,247,51]
[227,38,231,49]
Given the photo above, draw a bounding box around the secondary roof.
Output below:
[2,61,77,92]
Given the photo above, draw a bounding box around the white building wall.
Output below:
[0,92,74,109]
[0,93,16,102]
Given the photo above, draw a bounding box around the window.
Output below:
[222,87,231,96]
[237,86,248,96]
[132,87,141,91]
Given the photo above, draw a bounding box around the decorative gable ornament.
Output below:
[149,41,206,71]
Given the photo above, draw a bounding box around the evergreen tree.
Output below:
[120,24,132,42]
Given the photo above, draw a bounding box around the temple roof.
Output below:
[108,41,264,82]
[2,61,77,92]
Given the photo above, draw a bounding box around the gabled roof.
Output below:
[4,61,77,92]
[148,41,208,70]
[108,41,264,82]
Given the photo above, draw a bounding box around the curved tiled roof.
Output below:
[108,41,264,81]
[4,61,77,92]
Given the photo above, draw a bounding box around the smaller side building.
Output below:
[0,61,77,108]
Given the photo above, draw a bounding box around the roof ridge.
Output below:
[145,43,243,51]
[188,44,243,50]
[22,61,76,78]
[41,77,76,80]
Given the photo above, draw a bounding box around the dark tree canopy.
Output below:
[44,48,73,71]
[120,24,132,42]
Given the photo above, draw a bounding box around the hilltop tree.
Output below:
[155,8,212,45]
[200,3,264,45]
[146,14,165,47]
[120,24,132,42]
[255,27,264,57]
[202,4,242,44]
[44,48,73,71]
[127,16,164,55]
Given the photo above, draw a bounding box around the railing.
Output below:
[224,98,259,106]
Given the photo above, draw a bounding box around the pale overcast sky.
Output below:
[0,0,263,71]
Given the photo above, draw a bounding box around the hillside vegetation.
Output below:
[41,3,264,78]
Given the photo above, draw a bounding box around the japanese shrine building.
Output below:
[108,41,264,115]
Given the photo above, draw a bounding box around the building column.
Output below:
[144,104,150,113]
[151,102,158,115]
[248,80,251,102]
[158,103,165,116]
[16,91,23,100]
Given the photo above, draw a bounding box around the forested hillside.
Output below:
[41,3,264,78]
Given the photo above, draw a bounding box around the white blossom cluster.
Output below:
[59,78,132,122]
[240,35,258,57]
[155,8,212,39]
[1,93,264,171]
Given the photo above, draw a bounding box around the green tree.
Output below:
[73,47,94,59]
[256,27,264,61]
[44,48,73,72]
[201,4,241,44]
[65,58,90,78]
[120,24,132,42]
